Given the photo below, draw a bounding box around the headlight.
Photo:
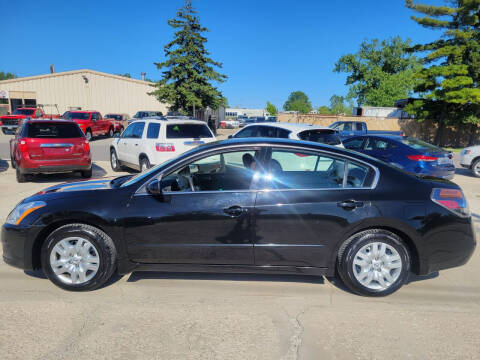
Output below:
[6,201,46,225]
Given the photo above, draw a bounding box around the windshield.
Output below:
[68,112,91,120]
[166,124,213,139]
[400,138,443,152]
[13,109,34,115]
[298,129,342,145]
[26,122,83,138]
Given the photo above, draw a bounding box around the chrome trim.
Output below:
[133,142,380,194]
[40,143,73,148]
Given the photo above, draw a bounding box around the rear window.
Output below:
[26,123,83,138]
[298,129,341,145]
[166,124,213,139]
[68,112,90,120]
[147,123,160,139]
[399,138,442,152]
[13,109,34,115]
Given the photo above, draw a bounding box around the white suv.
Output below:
[110,118,216,172]
[460,145,480,178]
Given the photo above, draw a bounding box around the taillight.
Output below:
[18,139,28,153]
[431,188,470,217]
[83,140,90,152]
[407,154,438,162]
[155,143,175,152]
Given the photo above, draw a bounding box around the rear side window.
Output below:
[167,124,213,139]
[355,123,363,131]
[234,126,258,138]
[257,126,290,138]
[399,138,442,152]
[147,123,161,139]
[298,130,341,145]
[344,138,364,150]
[26,123,83,138]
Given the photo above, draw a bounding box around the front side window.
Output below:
[121,124,135,138]
[131,122,145,138]
[233,126,258,138]
[147,123,161,139]
[161,150,259,192]
[343,138,365,150]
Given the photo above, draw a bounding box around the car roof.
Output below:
[68,110,95,113]
[136,117,208,125]
[243,122,332,132]
[25,119,79,124]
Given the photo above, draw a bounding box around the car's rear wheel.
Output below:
[41,224,117,291]
[81,168,92,178]
[110,149,122,172]
[10,155,16,169]
[140,156,150,172]
[16,167,26,183]
[85,130,92,141]
[472,158,480,178]
[337,229,410,296]
[108,127,114,138]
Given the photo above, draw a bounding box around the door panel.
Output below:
[125,191,256,264]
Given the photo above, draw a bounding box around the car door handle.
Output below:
[223,206,245,217]
[337,200,363,210]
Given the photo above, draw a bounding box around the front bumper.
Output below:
[1,223,43,271]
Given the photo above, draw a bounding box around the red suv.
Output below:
[10,120,92,183]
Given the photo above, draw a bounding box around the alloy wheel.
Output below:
[352,242,402,290]
[49,237,100,285]
[473,161,480,177]
[110,151,117,170]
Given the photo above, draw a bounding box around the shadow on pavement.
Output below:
[126,271,325,285]
[0,159,9,172]
[455,167,474,177]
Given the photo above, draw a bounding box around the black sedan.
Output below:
[2,138,476,296]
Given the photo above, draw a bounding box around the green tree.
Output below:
[0,71,17,80]
[405,0,480,145]
[317,105,332,115]
[330,94,353,115]
[283,91,312,114]
[116,73,132,78]
[266,101,277,116]
[334,36,422,107]
[151,0,227,115]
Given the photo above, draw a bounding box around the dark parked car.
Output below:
[343,135,455,179]
[329,121,403,140]
[2,138,475,295]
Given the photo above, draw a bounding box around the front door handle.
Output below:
[337,200,363,210]
[223,206,245,217]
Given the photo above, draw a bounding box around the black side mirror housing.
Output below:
[228,135,233,139]
[147,179,162,196]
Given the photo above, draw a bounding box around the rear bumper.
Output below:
[19,162,92,174]
[420,217,476,275]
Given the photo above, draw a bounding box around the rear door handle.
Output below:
[223,206,245,217]
[337,200,364,210]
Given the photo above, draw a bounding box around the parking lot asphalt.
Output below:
[0,132,479,360]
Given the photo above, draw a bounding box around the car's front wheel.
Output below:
[110,149,121,172]
[472,158,480,178]
[41,224,117,291]
[85,130,92,141]
[337,229,410,296]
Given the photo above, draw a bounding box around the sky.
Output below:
[0,0,443,109]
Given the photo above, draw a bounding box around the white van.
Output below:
[110,117,216,172]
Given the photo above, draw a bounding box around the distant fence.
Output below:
[277,113,480,147]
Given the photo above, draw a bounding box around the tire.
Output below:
[337,229,410,297]
[81,167,92,178]
[472,158,480,178]
[16,166,26,183]
[10,155,16,169]
[108,127,114,138]
[85,130,92,141]
[110,149,121,172]
[41,223,117,291]
[140,156,150,172]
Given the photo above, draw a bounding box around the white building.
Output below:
[0,69,168,117]
[225,107,269,118]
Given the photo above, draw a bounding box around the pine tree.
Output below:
[151,0,227,115]
[405,0,480,145]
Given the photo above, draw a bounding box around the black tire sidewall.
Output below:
[339,231,410,297]
[472,159,480,178]
[111,149,120,171]
[16,166,25,182]
[41,225,115,291]
[140,157,150,172]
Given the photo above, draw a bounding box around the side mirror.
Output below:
[228,135,233,139]
[113,132,120,138]
[147,179,162,196]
